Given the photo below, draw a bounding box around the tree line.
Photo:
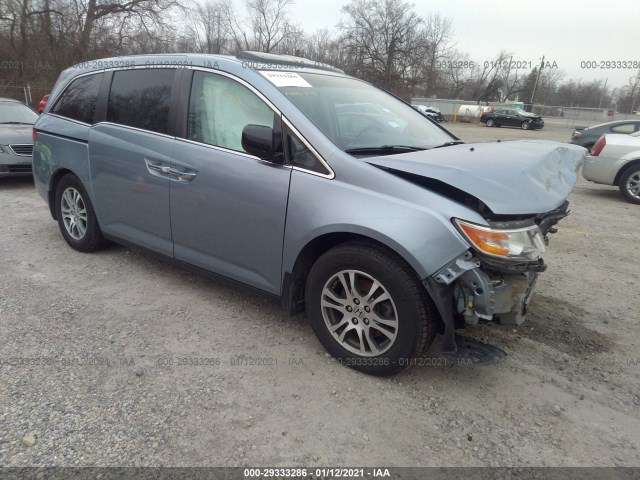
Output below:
[1,0,639,112]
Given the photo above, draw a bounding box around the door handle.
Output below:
[147,164,171,174]
[169,168,197,182]
[145,159,171,175]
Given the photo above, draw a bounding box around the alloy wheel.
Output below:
[321,269,398,356]
[61,187,87,240]
[625,170,640,200]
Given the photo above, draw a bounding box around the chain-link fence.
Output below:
[0,82,50,108]
[412,97,639,127]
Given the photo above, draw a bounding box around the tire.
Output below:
[486,119,495,127]
[618,165,640,205]
[521,121,531,130]
[305,242,437,376]
[55,174,109,252]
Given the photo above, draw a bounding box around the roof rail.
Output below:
[236,51,344,74]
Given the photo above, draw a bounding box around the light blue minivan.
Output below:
[33,52,585,375]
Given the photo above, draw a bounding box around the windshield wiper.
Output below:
[0,122,34,125]
[345,145,426,155]
[432,141,465,149]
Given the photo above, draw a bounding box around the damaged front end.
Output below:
[424,201,570,359]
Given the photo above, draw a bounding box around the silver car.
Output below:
[582,131,640,204]
[33,52,585,375]
[0,97,37,176]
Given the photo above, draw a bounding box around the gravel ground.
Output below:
[1,120,639,468]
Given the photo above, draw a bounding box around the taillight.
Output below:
[32,128,37,144]
[571,131,581,139]
[591,136,606,156]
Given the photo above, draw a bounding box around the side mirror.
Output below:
[241,124,282,161]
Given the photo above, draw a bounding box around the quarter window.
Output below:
[51,73,103,124]
[187,71,275,153]
[106,69,175,135]
[610,123,635,134]
[287,133,329,175]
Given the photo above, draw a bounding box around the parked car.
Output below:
[38,94,49,114]
[582,131,640,204]
[0,97,38,176]
[413,104,446,123]
[480,108,544,130]
[570,120,640,151]
[33,52,585,375]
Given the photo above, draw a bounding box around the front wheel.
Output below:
[486,119,495,127]
[55,174,109,252]
[305,242,437,376]
[619,165,640,204]
[521,121,531,130]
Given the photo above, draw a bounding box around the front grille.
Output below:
[7,164,32,173]
[9,144,33,156]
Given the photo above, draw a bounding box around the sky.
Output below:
[287,0,640,89]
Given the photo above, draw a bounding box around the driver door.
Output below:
[169,70,292,294]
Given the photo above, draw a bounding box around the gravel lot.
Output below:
[1,119,639,468]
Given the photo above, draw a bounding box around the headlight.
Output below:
[454,219,546,261]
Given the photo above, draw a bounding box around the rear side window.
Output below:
[610,123,635,134]
[51,73,103,124]
[107,69,175,135]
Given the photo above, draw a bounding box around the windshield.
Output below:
[0,102,38,124]
[273,72,454,153]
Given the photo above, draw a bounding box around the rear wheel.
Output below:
[619,165,640,204]
[305,242,437,376]
[55,174,109,252]
[486,119,495,127]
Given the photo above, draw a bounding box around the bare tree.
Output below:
[340,0,422,90]
[420,13,453,96]
[185,0,231,54]
[246,0,294,52]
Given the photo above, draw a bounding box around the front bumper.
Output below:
[431,251,539,326]
[455,266,537,325]
[0,147,33,176]
[0,163,32,176]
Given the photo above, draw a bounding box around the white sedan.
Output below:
[582,131,640,204]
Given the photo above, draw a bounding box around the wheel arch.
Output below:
[282,231,427,315]
[48,168,78,220]
[614,158,640,186]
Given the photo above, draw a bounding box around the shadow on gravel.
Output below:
[519,294,612,357]
[0,175,34,191]
[577,186,626,203]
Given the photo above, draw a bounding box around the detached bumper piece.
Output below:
[442,335,507,366]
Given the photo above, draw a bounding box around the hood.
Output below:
[366,140,585,215]
[0,125,33,145]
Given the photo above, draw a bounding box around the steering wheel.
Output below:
[353,124,383,145]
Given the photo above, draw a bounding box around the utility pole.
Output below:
[530,55,545,105]
[597,77,608,110]
[503,55,513,102]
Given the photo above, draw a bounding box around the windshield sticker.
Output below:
[260,71,312,88]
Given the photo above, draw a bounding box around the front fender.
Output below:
[282,169,477,282]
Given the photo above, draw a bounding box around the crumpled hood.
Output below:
[0,125,33,145]
[366,140,586,215]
